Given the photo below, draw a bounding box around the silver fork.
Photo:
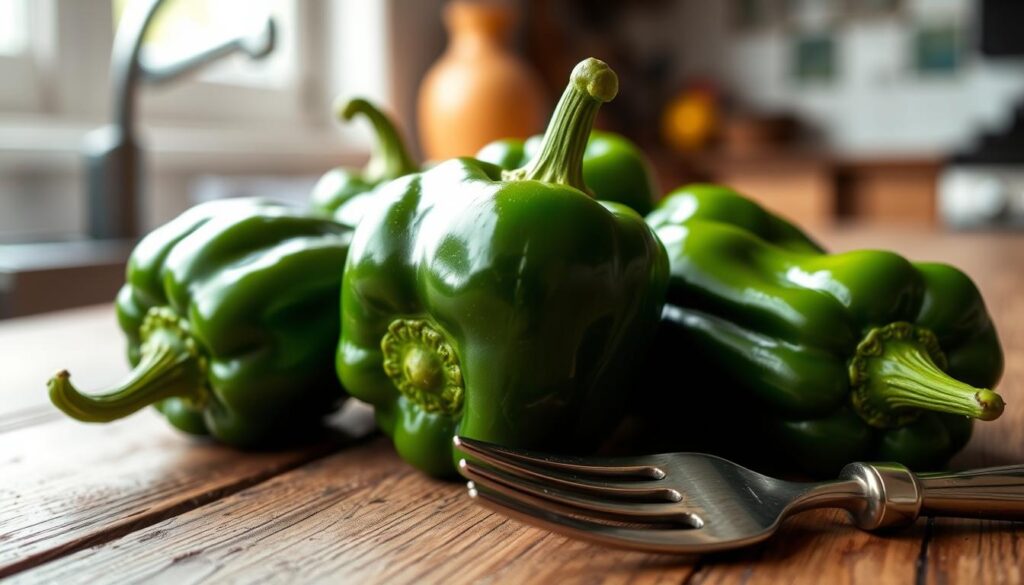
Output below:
[453,436,1024,553]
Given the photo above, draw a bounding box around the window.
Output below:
[0,0,329,122]
[0,0,400,123]
[0,0,28,55]
[112,0,297,89]
[0,0,399,243]
[0,0,44,111]
[107,0,312,125]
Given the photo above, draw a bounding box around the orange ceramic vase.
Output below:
[417,1,547,161]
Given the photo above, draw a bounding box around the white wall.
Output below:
[664,0,1024,156]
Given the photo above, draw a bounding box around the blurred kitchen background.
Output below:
[2,0,1023,317]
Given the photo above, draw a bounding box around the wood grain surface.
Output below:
[0,413,342,578]
[0,306,127,431]
[8,439,700,585]
[1,227,1022,584]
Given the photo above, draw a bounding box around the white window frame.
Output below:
[0,0,443,243]
[131,0,324,127]
[0,0,360,126]
[0,0,54,112]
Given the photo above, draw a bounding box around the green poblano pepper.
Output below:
[477,130,659,217]
[641,184,1005,475]
[49,199,351,447]
[310,97,417,226]
[337,58,669,477]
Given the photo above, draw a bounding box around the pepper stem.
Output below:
[503,58,618,193]
[850,322,1004,427]
[48,307,206,422]
[339,97,417,183]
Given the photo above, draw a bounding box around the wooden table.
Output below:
[2,226,1023,584]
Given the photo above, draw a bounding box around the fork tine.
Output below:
[453,436,666,479]
[454,439,681,502]
[467,481,747,555]
[460,458,703,526]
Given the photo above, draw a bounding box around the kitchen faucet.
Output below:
[83,0,276,239]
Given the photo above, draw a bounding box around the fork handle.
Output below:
[840,462,1024,530]
[917,464,1024,520]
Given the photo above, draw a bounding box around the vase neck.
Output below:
[445,1,513,53]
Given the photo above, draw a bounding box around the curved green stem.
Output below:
[850,322,1004,427]
[504,57,618,193]
[48,307,206,422]
[339,97,417,183]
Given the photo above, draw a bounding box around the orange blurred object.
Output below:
[417,1,547,161]
[661,84,718,152]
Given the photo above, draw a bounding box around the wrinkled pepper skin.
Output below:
[477,130,659,216]
[49,199,351,447]
[641,184,1005,476]
[338,59,669,477]
[310,98,417,226]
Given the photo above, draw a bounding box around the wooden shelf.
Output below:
[654,148,944,228]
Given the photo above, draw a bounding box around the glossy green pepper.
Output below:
[337,58,669,477]
[310,97,417,226]
[641,184,1005,475]
[477,129,658,216]
[49,199,351,447]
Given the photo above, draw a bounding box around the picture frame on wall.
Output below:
[849,0,903,19]
[731,0,779,32]
[783,0,845,29]
[913,22,961,76]
[792,33,837,83]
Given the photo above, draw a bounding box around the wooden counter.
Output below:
[1,226,1022,584]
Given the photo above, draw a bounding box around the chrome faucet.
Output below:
[83,0,276,239]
